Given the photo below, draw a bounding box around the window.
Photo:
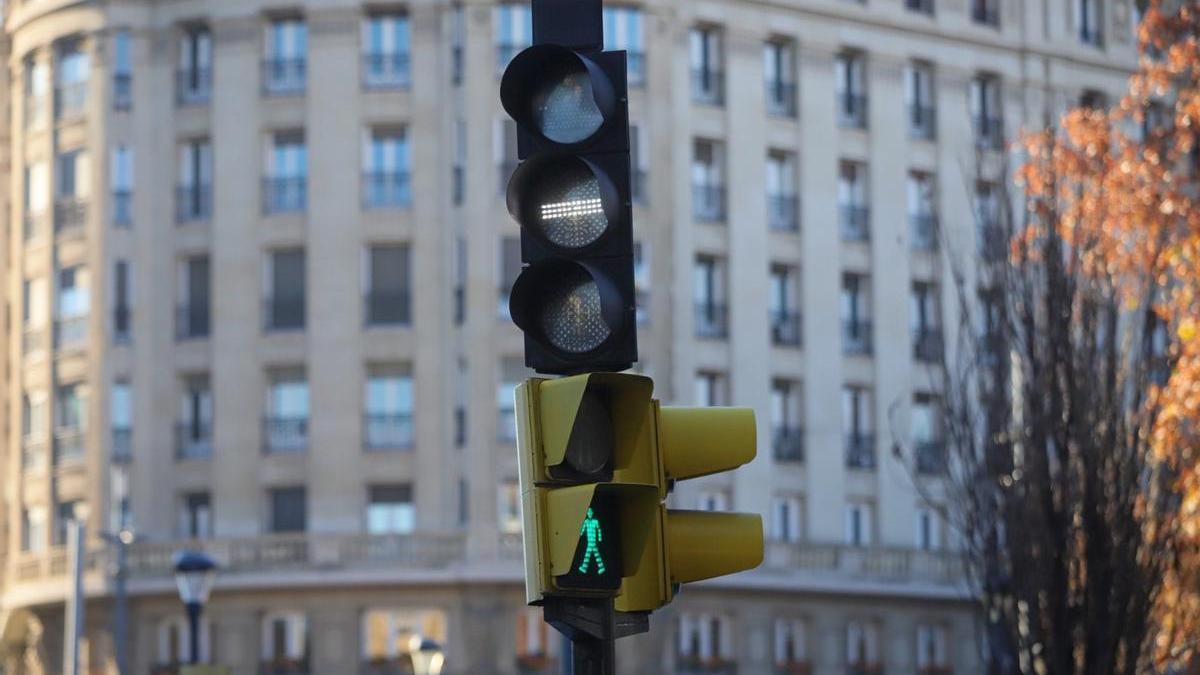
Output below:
[976,181,1004,258]
[178,375,213,460]
[362,609,447,664]
[604,7,644,86]
[265,248,306,331]
[693,256,727,339]
[55,150,90,234]
[677,613,733,668]
[180,492,212,539]
[55,500,84,546]
[22,392,49,469]
[769,265,801,347]
[365,367,414,450]
[698,490,730,512]
[496,118,519,194]
[363,127,411,209]
[906,61,936,139]
[905,0,934,14]
[495,4,532,73]
[1080,89,1107,110]
[498,479,521,533]
[770,496,802,542]
[844,503,874,546]
[363,13,411,89]
[766,151,798,231]
[1077,0,1103,46]
[838,161,869,242]
[630,124,648,204]
[24,57,50,129]
[178,25,213,105]
[846,621,881,669]
[773,618,808,669]
[264,131,307,213]
[261,612,308,666]
[516,607,553,667]
[913,394,945,475]
[835,51,866,128]
[268,487,307,533]
[111,381,132,462]
[157,616,212,666]
[916,624,949,672]
[692,140,725,222]
[771,380,804,462]
[55,265,90,350]
[113,30,132,110]
[971,74,1004,149]
[56,40,90,119]
[916,505,942,551]
[633,241,650,326]
[22,507,47,552]
[266,371,308,454]
[841,273,872,355]
[113,260,132,344]
[178,256,211,340]
[911,283,942,362]
[365,245,411,325]
[453,119,466,206]
[971,0,1000,26]
[451,6,465,85]
[694,371,727,407]
[908,171,937,250]
[264,18,307,95]
[24,161,49,240]
[843,386,875,469]
[690,27,723,105]
[177,138,213,222]
[763,39,796,117]
[366,485,415,534]
[111,146,133,227]
[498,237,521,319]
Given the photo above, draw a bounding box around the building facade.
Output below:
[0,0,1138,673]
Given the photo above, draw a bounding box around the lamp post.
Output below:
[408,635,444,675]
[172,550,218,665]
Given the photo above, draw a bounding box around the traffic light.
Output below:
[500,32,636,375]
[515,373,764,613]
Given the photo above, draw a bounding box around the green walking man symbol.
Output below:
[577,507,606,575]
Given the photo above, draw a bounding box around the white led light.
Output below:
[541,198,603,221]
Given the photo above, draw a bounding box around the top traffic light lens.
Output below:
[533,66,605,144]
[500,45,616,149]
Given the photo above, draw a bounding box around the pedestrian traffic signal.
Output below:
[501,40,636,375]
[515,373,764,613]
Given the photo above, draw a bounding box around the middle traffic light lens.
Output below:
[535,163,608,249]
[532,65,604,144]
[538,266,612,354]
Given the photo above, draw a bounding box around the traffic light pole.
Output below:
[544,597,648,675]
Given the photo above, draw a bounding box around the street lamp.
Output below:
[173,550,217,665]
[408,635,444,675]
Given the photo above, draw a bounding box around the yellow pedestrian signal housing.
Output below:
[515,373,764,614]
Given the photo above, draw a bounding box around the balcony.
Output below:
[55,197,88,236]
[973,115,1005,150]
[695,302,728,340]
[911,214,938,252]
[263,177,307,214]
[768,194,799,232]
[176,68,212,105]
[176,421,213,460]
[913,327,944,363]
[496,43,526,75]
[766,80,797,117]
[112,428,132,463]
[632,169,647,205]
[837,93,867,129]
[363,52,411,90]
[498,408,517,444]
[263,58,306,96]
[362,171,412,209]
[22,437,48,472]
[112,190,133,227]
[771,311,802,347]
[979,222,1008,260]
[365,413,414,451]
[845,434,876,470]
[177,303,211,340]
[54,315,88,351]
[113,73,132,110]
[691,69,724,106]
[971,2,999,26]
[839,205,869,242]
[24,94,46,129]
[263,416,308,454]
[54,427,87,465]
[365,290,411,326]
[113,305,132,344]
[693,184,726,222]
[24,211,46,242]
[22,325,45,356]
[55,82,88,120]
[843,319,873,356]
[909,104,936,140]
[264,296,306,332]
[626,51,646,87]
[773,427,805,463]
[916,440,947,475]
[176,185,212,222]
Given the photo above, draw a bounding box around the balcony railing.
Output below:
[112,190,133,227]
[768,194,799,231]
[766,80,797,117]
[839,205,870,242]
[364,413,414,451]
[837,93,867,128]
[845,434,876,470]
[909,103,936,139]
[363,52,412,89]
[691,68,724,105]
[362,171,412,209]
[55,82,88,120]
[54,427,87,464]
[916,440,947,475]
[632,169,647,205]
[695,302,728,340]
[24,211,46,242]
[55,198,88,236]
[263,177,307,214]
[773,427,805,463]
[771,311,802,347]
[843,319,873,356]
[22,438,48,471]
[22,325,45,356]
[498,408,517,444]
[365,290,411,326]
[265,296,306,331]
[973,115,1005,150]
[112,428,132,462]
[176,185,212,222]
[693,184,726,222]
[913,327,944,363]
[24,94,46,129]
[176,421,213,460]
[263,416,309,454]
[55,316,88,351]
[971,2,1000,26]
[626,51,646,87]
[911,214,938,251]
[177,303,211,339]
[263,58,306,95]
[113,73,132,110]
[113,305,132,344]
[176,68,212,105]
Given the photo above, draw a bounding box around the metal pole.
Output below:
[63,520,85,675]
[112,536,130,675]
[186,601,203,664]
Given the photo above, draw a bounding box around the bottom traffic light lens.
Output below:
[538,266,612,354]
